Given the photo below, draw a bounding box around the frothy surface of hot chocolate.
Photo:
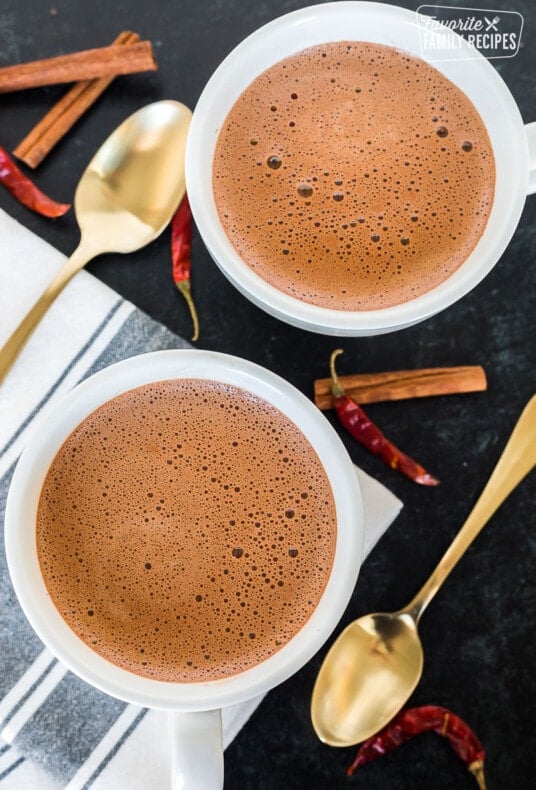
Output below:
[213,42,495,309]
[36,379,336,682]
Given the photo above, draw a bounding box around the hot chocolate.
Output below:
[213,41,495,310]
[36,379,336,683]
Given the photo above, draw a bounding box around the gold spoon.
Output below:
[0,100,191,384]
[311,394,536,747]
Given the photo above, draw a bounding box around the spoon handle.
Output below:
[404,395,536,622]
[0,244,93,385]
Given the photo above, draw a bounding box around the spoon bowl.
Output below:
[312,613,422,746]
[0,100,192,384]
[75,100,191,253]
[311,395,536,747]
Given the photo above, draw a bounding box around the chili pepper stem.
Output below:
[469,761,487,790]
[175,280,199,342]
[329,348,346,398]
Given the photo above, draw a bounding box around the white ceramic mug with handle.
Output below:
[5,349,363,788]
[186,1,535,336]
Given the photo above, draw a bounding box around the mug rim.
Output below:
[186,0,528,335]
[5,349,363,710]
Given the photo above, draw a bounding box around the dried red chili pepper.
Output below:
[347,705,486,789]
[171,192,199,342]
[0,145,70,217]
[329,349,438,485]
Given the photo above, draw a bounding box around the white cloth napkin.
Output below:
[0,208,402,789]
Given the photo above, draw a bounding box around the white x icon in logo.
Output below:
[484,15,500,31]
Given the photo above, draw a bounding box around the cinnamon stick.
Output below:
[13,31,141,168]
[0,40,156,94]
[314,365,487,410]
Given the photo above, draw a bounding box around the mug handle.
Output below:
[526,122,536,195]
[170,709,224,789]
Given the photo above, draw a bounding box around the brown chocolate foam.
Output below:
[213,41,495,310]
[36,379,336,682]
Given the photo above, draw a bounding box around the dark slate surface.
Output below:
[1,1,534,788]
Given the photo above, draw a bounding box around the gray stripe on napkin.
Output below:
[83,308,192,380]
[0,465,46,696]
[0,656,58,731]
[0,300,124,463]
[0,756,24,783]
[13,675,126,781]
[1,307,191,784]
[80,709,148,790]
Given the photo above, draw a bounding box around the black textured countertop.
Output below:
[1,1,534,788]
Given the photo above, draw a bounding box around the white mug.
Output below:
[5,349,363,788]
[186,1,535,336]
